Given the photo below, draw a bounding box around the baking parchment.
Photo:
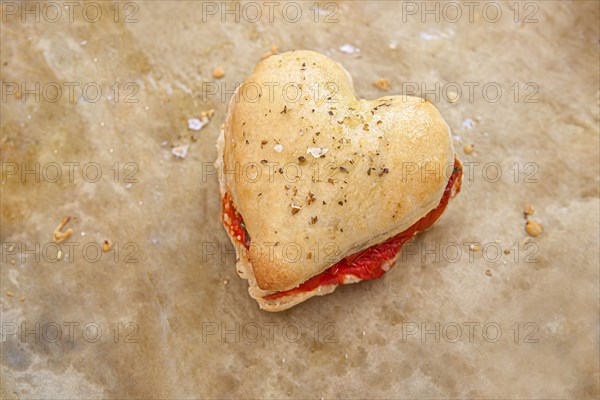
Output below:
[0,1,598,398]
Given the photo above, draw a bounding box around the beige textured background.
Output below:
[1,1,599,398]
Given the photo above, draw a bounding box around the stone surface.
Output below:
[1,1,598,398]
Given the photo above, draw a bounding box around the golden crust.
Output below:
[218,133,398,312]
[218,130,337,311]
[221,50,454,292]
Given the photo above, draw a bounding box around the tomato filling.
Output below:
[222,157,462,300]
[222,193,251,249]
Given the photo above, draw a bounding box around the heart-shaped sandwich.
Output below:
[217,50,462,311]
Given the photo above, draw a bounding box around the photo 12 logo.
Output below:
[1,321,139,344]
[199,1,340,24]
[1,81,139,103]
[201,321,338,344]
[1,1,139,24]
[1,241,140,265]
[403,81,539,104]
[1,162,139,184]
[200,80,341,104]
[400,1,540,24]
[400,240,539,264]
[399,321,540,344]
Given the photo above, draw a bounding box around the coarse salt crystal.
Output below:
[274,144,283,152]
[307,147,328,158]
[339,44,360,54]
[172,144,189,159]
[188,117,207,131]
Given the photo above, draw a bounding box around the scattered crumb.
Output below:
[485,269,492,276]
[172,144,189,159]
[462,118,475,130]
[212,66,225,79]
[6,291,14,297]
[198,109,215,121]
[188,109,214,131]
[19,296,25,302]
[53,216,73,243]
[188,118,206,131]
[223,279,229,285]
[521,236,531,246]
[262,44,279,59]
[339,44,360,54]
[503,249,511,255]
[524,204,535,216]
[525,219,543,237]
[469,244,480,251]
[373,79,391,91]
[463,144,474,154]
[102,240,113,252]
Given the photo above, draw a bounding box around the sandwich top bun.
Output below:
[219,50,455,298]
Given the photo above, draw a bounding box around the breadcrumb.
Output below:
[373,79,391,91]
[53,217,73,243]
[525,219,543,237]
[524,204,535,216]
[212,66,225,79]
[102,240,113,252]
